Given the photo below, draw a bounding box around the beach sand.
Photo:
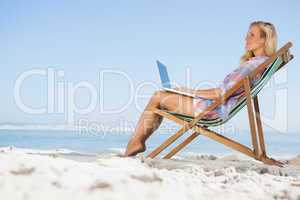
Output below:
[0,146,299,200]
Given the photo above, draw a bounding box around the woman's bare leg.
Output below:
[124,90,195,156]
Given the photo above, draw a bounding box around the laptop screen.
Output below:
[156,60,172,88]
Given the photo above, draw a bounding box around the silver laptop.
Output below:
[156,60,196,98]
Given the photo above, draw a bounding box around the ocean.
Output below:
[0,129,299,158]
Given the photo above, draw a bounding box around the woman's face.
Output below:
[245,25,266,52]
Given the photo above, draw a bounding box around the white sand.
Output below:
[0,146,300,200]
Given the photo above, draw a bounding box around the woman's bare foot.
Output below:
[124,138,146,157]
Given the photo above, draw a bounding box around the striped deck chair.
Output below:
[147,42,294,167]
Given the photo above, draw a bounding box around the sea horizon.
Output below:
[1,129,299,159]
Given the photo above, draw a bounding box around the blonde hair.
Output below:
[240,21,277,63]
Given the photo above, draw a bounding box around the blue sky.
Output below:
[0,0,299,132]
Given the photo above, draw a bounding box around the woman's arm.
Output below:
[194,88,222,99]
[176,87,222,100]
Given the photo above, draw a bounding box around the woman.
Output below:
[124,21,278,157]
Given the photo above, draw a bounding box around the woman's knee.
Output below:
[152,90,165,101]
[149,90,168,107]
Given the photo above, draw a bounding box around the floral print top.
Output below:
[193,55,269,120]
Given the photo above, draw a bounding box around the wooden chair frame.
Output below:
[147,42,294,167]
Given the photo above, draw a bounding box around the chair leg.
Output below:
[147,128,186,158]
[252,97,284,167]
[163,132,200,159]
[146,109,190,158]
[244,78,260,158]
[253,96,267,157]
[193,126,257,159]
[260,156,285,167]
[164,125,257,160]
